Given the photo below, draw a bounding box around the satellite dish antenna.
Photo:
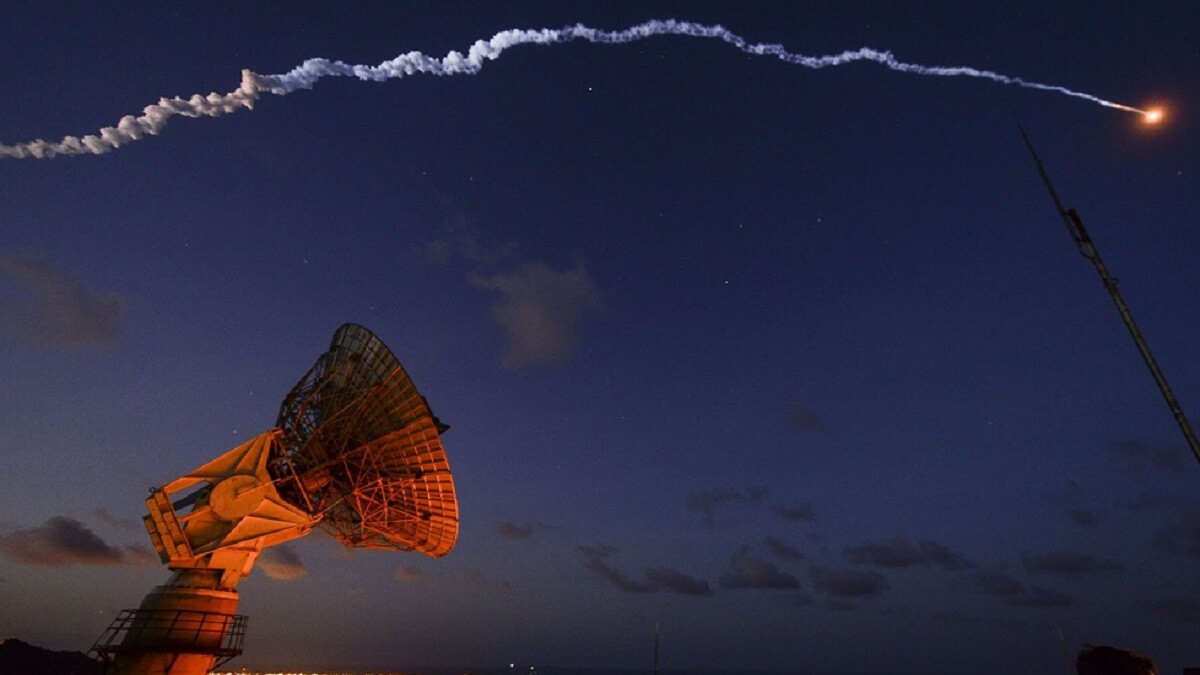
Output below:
[91,324,459,675]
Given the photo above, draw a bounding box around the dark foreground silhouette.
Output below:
[1077,644,1157,675]
[0,638,103,675]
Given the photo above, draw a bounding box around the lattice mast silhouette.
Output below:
[91,324,459,674]
[1018,124,1200,467]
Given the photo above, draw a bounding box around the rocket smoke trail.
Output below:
[1,19,1148,160]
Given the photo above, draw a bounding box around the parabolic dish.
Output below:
[271,324,458,557]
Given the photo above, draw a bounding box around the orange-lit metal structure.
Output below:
[92,324,459,674]
[273,323,458,555]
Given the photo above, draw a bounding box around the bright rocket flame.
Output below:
[1144,108,1164,124]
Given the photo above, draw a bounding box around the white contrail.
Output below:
[0,19,1146,160]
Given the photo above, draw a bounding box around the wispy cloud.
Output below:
[790,592,816,606]
[827,599,860,612]
[1152,512,1200,559]
[472,261,602,368]
[258,545,306,581]
[423,227,600,369]
[687,487,767,528]
[123,545,160,566]
[0,250,124,347]
[1121,490,1169,512]
[578,544,653,594]
[772,503,816,522]
[496,520,551,541]
[1067,509,1098,527]
[1054,480,1100,527]
[808,565,888,598]
[456,568,513,590]
[1110,439,1190,475]
[94,508,141,531]
[578,545,712,596]
[395,565,428,582]
[973,572,1074,608]
[843,537,973,571]
[1020,550,1123,576]
[765,536,805,563]
[0,516,151,567]
[644,567,714,597]
[718,545,801,590]
[424,227,519,267]
[914,540,974,570]
[788,403,827,432]
[1148,597,1200,625]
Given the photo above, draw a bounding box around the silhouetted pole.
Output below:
[653,623,660,675]
[1018,122,1200,467]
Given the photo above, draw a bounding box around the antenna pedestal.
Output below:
[92,570,246,675]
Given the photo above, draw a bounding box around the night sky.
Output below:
[2,3,1199,674]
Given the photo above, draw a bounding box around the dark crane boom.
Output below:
[1017,122,1200,467]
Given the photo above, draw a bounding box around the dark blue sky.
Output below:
[2,2,1199,673]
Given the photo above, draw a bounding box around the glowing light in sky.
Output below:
[0,19,1155,160]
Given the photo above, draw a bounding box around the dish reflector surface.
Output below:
[272,324,457,556]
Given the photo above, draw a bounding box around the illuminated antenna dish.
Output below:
[272,323,459,556]
[91,324,458,675]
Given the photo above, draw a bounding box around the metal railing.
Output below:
[91,608,247,667]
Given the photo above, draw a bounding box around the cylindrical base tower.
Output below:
[92,570,246,675]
